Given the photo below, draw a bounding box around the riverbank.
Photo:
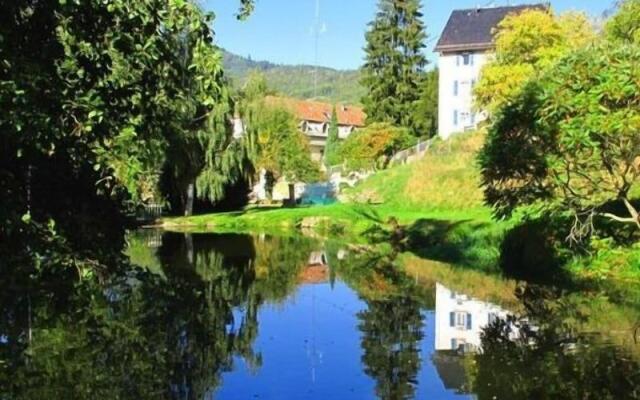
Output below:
[162,130,640,287]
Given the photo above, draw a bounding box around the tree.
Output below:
[243,101,321,203]
[471,284,640,399]
[324,105,341,167]
[475,9,595,115]
[358,297,424,400]
[361,0,428,135]
[606,0,640,43]
[479,45,640,239]
[339,123,416,171]
[414,69,439,138]
[0,0,255,278]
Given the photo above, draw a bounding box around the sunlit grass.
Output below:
[343,131,489,216]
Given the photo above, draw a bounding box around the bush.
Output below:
[339,123,416,171]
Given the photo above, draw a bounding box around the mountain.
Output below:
[221,49,365,105]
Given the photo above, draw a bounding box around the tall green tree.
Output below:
[361,0,428,135]
[414,69,438,138]
[324,105,341,167]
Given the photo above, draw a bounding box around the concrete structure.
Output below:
[435,4,546,139]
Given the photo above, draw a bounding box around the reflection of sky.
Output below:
[215,281,473,399]
[0,335,7,344]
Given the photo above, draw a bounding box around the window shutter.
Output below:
[470,54,474,66]
[466,313,472,330]
[451,338,457,350]
[456,56,460,67]
[450,312,455,327]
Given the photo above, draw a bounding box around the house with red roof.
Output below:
[264,96,366,162]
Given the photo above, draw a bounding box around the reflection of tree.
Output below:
[471,284,640,399]
[358,296,424,400]
[0,232,311,399]
[340,248,425,400]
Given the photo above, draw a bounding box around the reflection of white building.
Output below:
[434,283,509,352]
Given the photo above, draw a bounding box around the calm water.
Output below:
[1,230,639,399]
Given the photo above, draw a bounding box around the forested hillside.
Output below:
[222,49,365,104]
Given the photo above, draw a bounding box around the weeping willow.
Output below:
[159,2,255,214]
[196,97,254,203]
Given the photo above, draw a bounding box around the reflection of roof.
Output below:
[431,352,470,394]
[435,4,548,52]
[265,96,366,127]
[298,265,330,284]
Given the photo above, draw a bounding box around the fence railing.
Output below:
[390,137,434,165]
[136,203,164,222]
[328,137,435,176]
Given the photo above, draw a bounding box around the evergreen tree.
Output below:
[361,0,428,135]
[414,68,439,138]
[324,105,341,167]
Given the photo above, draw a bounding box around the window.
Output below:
[462,53,474,66]
[451,338,465,350]
[450,311,472,330]
[453,110,458,126]
[453,80,459,96]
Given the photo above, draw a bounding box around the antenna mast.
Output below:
[313,0,320,98]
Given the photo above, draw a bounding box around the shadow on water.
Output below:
[471,283,640,399]
[389,216,575,286]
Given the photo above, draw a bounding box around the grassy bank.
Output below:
[163,132,508,268]
[162,131,640,286]
[166,133,493,224]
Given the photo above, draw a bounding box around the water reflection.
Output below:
[472,284,640,399]
[0,231,638,399]
[435,283,509,352]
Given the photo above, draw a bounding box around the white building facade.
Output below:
[437,51,489,139]
[434,283,510,352]
[435,5,545,140]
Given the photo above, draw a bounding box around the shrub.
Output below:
[339,123,416,171]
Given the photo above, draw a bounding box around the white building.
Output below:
[434,5,546,140]
[434,283,510,352]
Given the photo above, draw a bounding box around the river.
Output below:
[1,230,639,399]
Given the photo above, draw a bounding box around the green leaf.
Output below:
[21,213,31,224]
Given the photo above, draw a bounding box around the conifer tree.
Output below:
[324,105,341,167]
[361,0,428,135]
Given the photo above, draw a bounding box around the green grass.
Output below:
[342,132,489,216]
[164,131,509,268]
[163,129,640,289]
[163,203,457,237]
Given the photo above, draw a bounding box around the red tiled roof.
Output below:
[265,96,366,127]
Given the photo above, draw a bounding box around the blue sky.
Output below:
[204,0,615,70]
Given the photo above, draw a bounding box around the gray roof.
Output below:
[435,4,548,53]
